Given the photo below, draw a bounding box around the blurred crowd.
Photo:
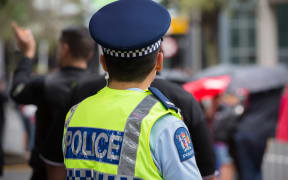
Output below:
[183,68,288,180]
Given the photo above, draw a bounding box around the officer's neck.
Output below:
[108,71,155,90]
[108,81,150,90]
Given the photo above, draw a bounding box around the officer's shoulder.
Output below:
[149,87,180,113]
[70,92,99,111]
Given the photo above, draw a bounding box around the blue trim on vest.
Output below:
[149,87,179,113]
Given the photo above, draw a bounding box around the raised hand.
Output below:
[11,22,36,59]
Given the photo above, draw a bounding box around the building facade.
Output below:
[219,0,288,66]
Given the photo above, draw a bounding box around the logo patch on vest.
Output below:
[64,127,124,165]
[174,127,194,162]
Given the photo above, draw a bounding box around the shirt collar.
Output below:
[127,88,145,92]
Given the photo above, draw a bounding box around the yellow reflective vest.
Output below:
[63,86,181,180]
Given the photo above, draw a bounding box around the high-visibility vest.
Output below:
[63,86,181,180]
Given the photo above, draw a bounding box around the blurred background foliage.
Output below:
[0,0,87,45]
[0,0,92,75]
[0,0,225,46]
[179,0,225,13]
[0,0,31,40]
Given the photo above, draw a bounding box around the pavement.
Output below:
[0,103,33,180]
[1,163,31,180]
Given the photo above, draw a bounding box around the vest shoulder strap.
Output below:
[148,87,180,113]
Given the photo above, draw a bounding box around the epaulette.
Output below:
[149,87,180,113]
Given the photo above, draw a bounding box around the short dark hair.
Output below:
[104,50,158,82]
[60,26,94,59]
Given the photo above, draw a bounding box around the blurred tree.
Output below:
[0,0,32,79]
[0,0,89,43]
[0,0,90,75]
[0,0,8,9]
[179,0,225,12]
[0,0,31,40]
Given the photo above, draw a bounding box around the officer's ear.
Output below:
[100,54,108,72]
[155,51,163,72]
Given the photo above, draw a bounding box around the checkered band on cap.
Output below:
[66,168,143,180]
[102,39,161,58]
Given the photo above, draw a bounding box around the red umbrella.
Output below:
[183,75,231,101]
[276,85,288,142]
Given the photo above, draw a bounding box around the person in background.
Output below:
[261,86,288,180]
[10,22,94,180]
[213,93,245,180]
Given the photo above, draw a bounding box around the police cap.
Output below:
[89,0,171,59]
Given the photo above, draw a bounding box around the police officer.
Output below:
[10,23,94,180]
[65,76,217,179]
[62,0,202,179]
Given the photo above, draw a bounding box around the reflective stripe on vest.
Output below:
[118,95,157,176]
[64,95,157,178]
[65,103,79,129]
